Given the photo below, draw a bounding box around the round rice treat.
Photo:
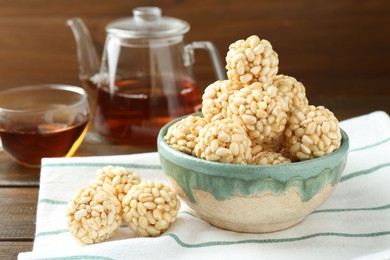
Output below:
[164,115,208,155]
[193,118,252,164]
[201,80,241,122]
[122,180,181,237]
[93,165,141,202]
[273,74,309,112]
[226,35,279,85]
[250,151,291,165]
[226,82,288,145]
[66,184,122,244]
[285,105,341,161]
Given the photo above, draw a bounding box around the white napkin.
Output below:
[19,111,390,260]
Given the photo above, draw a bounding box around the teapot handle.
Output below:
[184,41,227,81]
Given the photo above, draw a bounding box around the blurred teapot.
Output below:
[67,6,225,147]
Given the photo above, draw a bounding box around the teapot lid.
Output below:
[106,7,190,39]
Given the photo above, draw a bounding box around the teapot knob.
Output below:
[133,7,162,27]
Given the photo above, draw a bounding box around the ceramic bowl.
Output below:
[157,114,349,233]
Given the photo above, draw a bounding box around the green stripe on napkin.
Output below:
[350,136,390,152]
[36,256,114,260]
[42,162,161,170]
[340,163,390,182]
[164,231,390,248]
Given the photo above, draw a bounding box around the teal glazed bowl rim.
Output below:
[157,114,349,184]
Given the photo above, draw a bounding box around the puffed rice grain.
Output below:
[193,118,252,164]
[250,151,291,165]
[202,80,242,122]
[93,165,141,202]
[226,82,288,145]
[66,184,122,244]
[284,105,341,161]
[164,115,208,155]
[226,35,279,85]
[273,74,309,113]
[122,180,181,237]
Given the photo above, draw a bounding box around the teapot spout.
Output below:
[67,17,100,82]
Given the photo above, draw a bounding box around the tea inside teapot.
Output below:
[91,75,202,146]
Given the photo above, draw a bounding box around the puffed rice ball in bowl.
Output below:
[157,113,349,233]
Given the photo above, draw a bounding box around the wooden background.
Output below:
[0,1,389,258]
[0,0,389,120]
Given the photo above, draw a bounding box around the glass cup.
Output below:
[0,84,90,168]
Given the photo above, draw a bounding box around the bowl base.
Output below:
[202,215,306,233]
[170,178,335,233]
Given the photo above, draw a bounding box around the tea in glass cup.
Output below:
[0,84,90,168]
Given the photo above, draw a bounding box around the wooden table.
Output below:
[0,0,389,258]
[1,101,389,259]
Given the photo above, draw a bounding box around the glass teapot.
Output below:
[67,6,225,147]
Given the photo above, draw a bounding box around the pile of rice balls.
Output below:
[164,35,341,165]
[66,166,181,244]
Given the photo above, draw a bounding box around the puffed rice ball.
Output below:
[193,118,252,164]
[226,35,279,85]
[66,184,122,244]
[93,165,141,202]
[202,80,242,122]
[164,115,208,155]
[285,105,341,161]
[226,81,288,145]
[273,74,309,112]
[122,180,181,237]
[250,151,291,165]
